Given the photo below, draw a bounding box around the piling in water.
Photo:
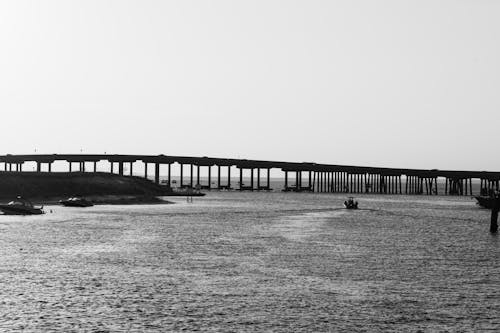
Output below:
[491,197,500,234]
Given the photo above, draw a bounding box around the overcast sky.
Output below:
[0,0,498,171]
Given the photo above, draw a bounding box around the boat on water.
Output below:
[474,195,500,209]
[344,197,359,209]
[59,197,94,207]
[0,196,44,215]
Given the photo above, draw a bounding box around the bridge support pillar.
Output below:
[239,168,243,191]
[197,165,200,186]
[129,162,133,176]
[180,164,184,188]
[155,163,160,184]
[144,163,148,179]
[190,164,193,188]
[257,168,261,190]
[168,164,171,187]
[227,166,231,189]
[118,162,123,176]
[217,165,221,189]
[207,166,211,190]
[491,198,499,233]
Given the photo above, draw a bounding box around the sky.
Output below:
[0,0,498,171]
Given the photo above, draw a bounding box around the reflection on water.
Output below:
[0,192,498,331]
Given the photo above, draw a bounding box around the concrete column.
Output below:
[118,162,123,176]
[227,166,231,189]
[48,163,52,173]
[257,168,261,189]
[197,165,200,186]
[284,171,288,190]
[144,162,148,179]
[296,171,300,191]
[168,164,171,186]
[268,168,271,189]
[217,165,221,189]
[110,162,113,174]
[155,163,160,184]
[69,162,73,172]
[36,162,41,172]
[190,164,193,187]
[239,168,243,190]
[180,164,184,187]
[491,198,499,233]
[129,162,133,176]
[250,168,254,190]
[207,166,211,190]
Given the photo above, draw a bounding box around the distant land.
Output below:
[0,172,171,204]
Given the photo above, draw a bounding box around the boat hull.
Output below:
[0,205,44,215]
[60,200,93,207]
[474,196,500,209]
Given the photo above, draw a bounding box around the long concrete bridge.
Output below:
[0,154,499,196]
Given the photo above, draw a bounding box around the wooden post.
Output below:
[491,197,499,233]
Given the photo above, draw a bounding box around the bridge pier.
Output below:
[180,164,184,188]
[491,197,499,233]
[168,164,171,187]
[155,163,160,184]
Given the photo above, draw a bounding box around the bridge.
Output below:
[0,154,499,196]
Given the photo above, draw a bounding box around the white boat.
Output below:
[0,196,44,215]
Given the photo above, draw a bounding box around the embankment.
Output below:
[0,172,171,202]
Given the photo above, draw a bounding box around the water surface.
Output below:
[0,192,498,332]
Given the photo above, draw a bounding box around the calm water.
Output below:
[0,192,498,332]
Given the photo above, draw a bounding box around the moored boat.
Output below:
[474,195,500,209]
[59,197,94,207]
[0,196,44,215]
[344,197,358,209]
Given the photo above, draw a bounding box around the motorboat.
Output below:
[474,195,500,209]
[344,197,358,209]
[0,196,44,215]
[59,197,94,207]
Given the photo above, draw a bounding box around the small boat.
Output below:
[59,197,94,207]
[0,196,44,215]
[344,197,358,209]
[474,195,500,209]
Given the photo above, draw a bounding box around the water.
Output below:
[0,192,498,332]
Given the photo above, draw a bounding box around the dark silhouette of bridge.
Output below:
[0,154,499,196]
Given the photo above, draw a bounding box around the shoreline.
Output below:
[1,195,175,206]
